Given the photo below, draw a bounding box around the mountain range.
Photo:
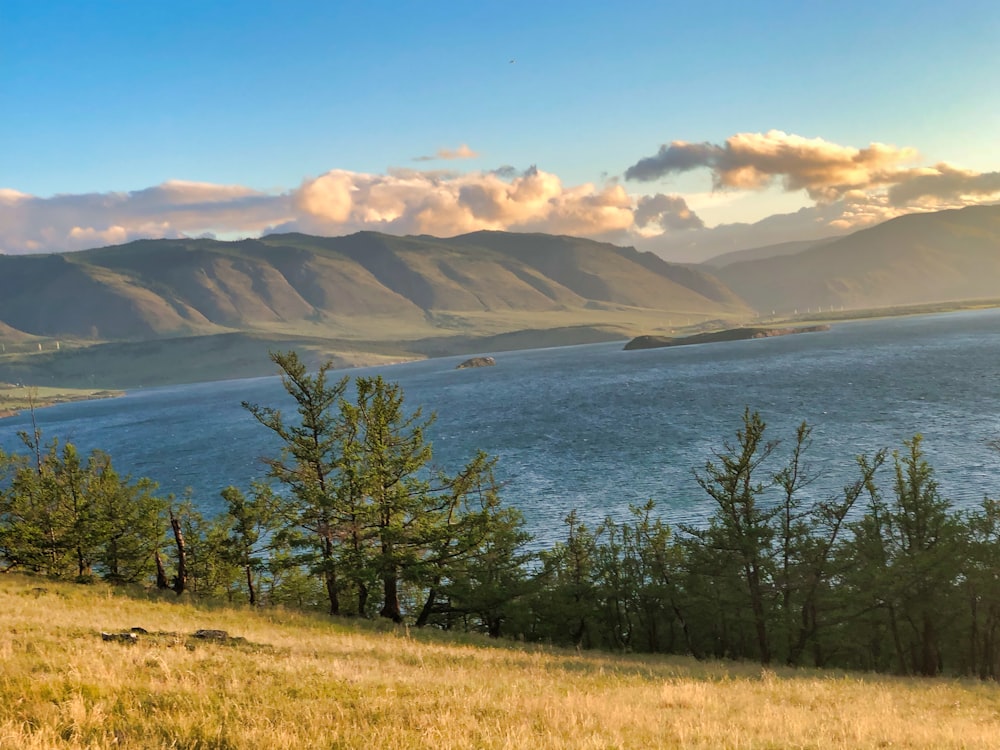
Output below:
[0,231,748,387]
[713,205,1000,313]
[1,205,998,388]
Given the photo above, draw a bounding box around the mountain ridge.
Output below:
[713,204,1000,313]
[0,230,749,386]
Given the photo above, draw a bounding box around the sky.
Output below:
[2,0,999,262]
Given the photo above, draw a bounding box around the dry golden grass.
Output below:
[0,385,122,419]
[2,574,999,749]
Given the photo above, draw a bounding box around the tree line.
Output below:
[2,351,1000,678]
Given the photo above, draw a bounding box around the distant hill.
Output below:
[0,231,750,387]
[714,205,1000,313]
[702,238,837,268]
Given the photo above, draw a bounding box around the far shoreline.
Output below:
[0,387,123,421]
[2,299,999,409]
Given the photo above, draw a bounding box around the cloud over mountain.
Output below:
[0,169,702,255]
[634,194,704,232]
[887,164,1000,205]
[2,130,997,260]
[624,130,1000,259]
[0,181,294,254]
[625,130,919,201]
[290,166,638,238]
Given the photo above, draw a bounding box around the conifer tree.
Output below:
[245,351,527,622]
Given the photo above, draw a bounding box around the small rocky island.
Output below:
[624,325,831,351]
[456,356,496,369]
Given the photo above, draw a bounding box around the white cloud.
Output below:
[289,166,660,240]
[0,182,295,254]
[0,168,703,255]
[625,130,919,201]
[413,143,480,162]
[3,131,997,260]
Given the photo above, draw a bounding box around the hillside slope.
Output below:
[1,574,996,749]
[0,231,748,342]
[0,231,751,386]
[716,205,1000,313]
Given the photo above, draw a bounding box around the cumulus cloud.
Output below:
[413,143,480,162]
[887,164,1000,205]
[0,181,294,254]
[0,169,705,255]
[634,194,704,232]
[625,130,919,201]
[8,130,996,260]
[289,166,642,239]
[621,129,1000,259]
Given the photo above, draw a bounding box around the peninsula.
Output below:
[623,325,831,351]
[0,384,122,420]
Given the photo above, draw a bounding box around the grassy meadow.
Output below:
[2,574,999,749]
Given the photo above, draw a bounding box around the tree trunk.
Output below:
[76,545,88,579]
[669,595,699,659]
[746,562,771,664]
[357,582,369,618]
[325,570,340,616]
[380,571,402,622]
[920,613,939,676]
[323,536,339,615]
[888,604,909,675]
[108,538,120,582]
[245,564,256,606]
[155,549,169,590]
[169,511,187,595]
[415,586,437,628]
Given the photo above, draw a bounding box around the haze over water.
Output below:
[3,309,999,545]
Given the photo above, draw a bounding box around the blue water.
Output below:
[3,309,1000,544]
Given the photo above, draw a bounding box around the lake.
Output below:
[3,309,1000,544]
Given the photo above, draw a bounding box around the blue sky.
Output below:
[2,0,999,260]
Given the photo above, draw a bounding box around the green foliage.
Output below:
[3,365,997,680]
[243,351,531,624]
[837,436,966,675]
[218,482,292,606]
[680,409,778,663]
[0,428,167,583]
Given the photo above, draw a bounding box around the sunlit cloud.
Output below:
[0,182,295,254]
[288,166,641,239]
[0,169,704,255]
[413,143,480,162]
[887,164,1000,205]
[3,131,997,261]
[622,130,1000,259]
[634,193,704,233]
[625,130,919,201]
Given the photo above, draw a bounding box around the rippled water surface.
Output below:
[4,309,1000,545]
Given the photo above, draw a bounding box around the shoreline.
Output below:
[0,387,123,421]
[2,300,998,401]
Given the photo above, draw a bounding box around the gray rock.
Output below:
[193,629,229,641]
[101,632,138,644]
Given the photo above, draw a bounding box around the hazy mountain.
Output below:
[702,238,837,268]
[0,231,751,385]
[714,205,1000,313]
